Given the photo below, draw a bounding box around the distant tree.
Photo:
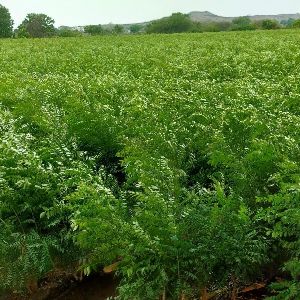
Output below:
[231,17,255,31]
[215,21,232,32]
[261,19,280,30]
[112,24,124,34]
[190,21,203,33]
[17,13,55,38]
[84,24,104,35]
[57,28,83,37]
[129,24,143,34]
[280,18,295,28]
[292,19,300,28]
[146,13,193,34]
[0,4,13,38]
[200,21,232,32]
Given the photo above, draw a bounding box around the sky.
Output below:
[1,0,300,28]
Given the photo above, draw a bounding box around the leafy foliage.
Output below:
[0,230,56,292]
[0,107,99,291]
[146,13,193,34]
[17,13,55,38]
[231,17,256,31]
[84,24,104,35]
[259,189,300,299]
[74,183,266,299]
[0,30,299,298]
[0,4,13,38]
[261,19,281,30]
[112,25,124,34]
[129,24,143,34]
[292,19,300,28]
[57,27,83,37]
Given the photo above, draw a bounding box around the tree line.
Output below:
[0,4,127,38]
[145,12,300,34]
[1,3,300,38]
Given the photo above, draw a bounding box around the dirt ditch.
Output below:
[1,274,272,300]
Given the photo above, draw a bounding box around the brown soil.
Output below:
[56,274,117,300]
[0,274,117,300]
[1,275,272,300]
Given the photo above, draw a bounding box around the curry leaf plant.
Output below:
[0,29,299,298]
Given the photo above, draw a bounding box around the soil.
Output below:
[1,274,272,300]
[55,274,117,300]
[1,274,118,300]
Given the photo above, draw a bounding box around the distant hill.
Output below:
[189,11,300,23]
[63,11,300,32]
[189,11,232,22]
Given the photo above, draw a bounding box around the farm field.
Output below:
[0,30,300,299]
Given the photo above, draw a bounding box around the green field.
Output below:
[0,30,300,299]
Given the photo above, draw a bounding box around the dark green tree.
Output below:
[0,4,13,38]
[57,28,83,37]
[200,21,232,32]
[292,19,300,28]
[84,24,104,35]
[231,17,255,31]
[146,13,193,34]
[17,13,55,38]
[261,19,280,30]
[129,24,143,34]
[112,24,124,34]
[280,18,295,28]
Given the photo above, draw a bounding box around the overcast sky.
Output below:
[1,0,300,27]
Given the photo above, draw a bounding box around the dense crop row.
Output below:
[0,31,300,299]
